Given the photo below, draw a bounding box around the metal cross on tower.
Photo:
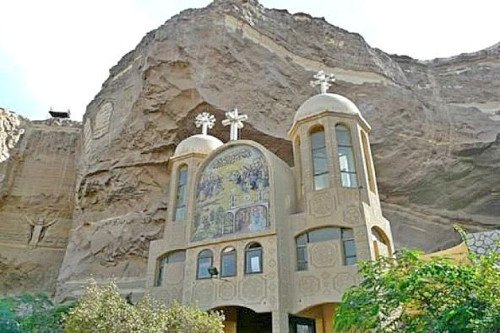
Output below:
[310,70,336,94]
[195,112,216,135]
[222,108,248,141]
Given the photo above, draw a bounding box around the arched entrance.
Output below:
[292,303,338,333]
[215,306,272,333]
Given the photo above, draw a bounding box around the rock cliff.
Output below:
[1,0,498,297]
[0,109,79,295]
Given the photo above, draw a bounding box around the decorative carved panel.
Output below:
[343,205,360,225]
[241,276,266,303]
[309,242,340,268]
[308,190,335,217]
[192,281,215,304]
[333,272,356,293]
[218,281,237,300]
[298,275,320,296]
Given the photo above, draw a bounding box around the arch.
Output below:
[309,125,329,190]
[245,242,263,274]
[174,164,188,221]
[197,249,213,279]
[335,124,358,188]
[220,246,237,277]
[155,250,186,287]
[295,227,356,270]
[371,226,391,258]
[192,144,270,242]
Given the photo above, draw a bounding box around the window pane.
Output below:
[345,256,357,266]
[312,147,328,174]
[176,185,186,206]
[341,172,358,188]
[245,249,262,273]
[297,246,307,263]
[335,126,351,146]
[314,173,329,190]
[344,239,357,258]
[309,227,340,242]
[338,147,356,172]
[311,131,326,149]
[156,264,164,286]
[296,234,307,245]
[297,260,308,271]
[179,168,188,185]
[221,253,236,277]
[175,207,186,221]
[168,251,186,263]
[197,257,212,278]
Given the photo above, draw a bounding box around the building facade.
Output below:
[146,72,394,333]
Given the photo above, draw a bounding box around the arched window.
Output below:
[197,249,213,279]
[155,250,186,287]
[372,227,390,258]
[361,131,376,192]
[310,127,329,190]
[335,125,358,188]
[245,242,263,274]
[220,247,237,277]
[174,165,188,221]
[296,227,356,271]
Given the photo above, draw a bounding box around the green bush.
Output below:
[335,248,500,332]
[0,293,72,333]
[64,280,225,333]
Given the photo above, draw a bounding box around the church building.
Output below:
[146,71,394,333]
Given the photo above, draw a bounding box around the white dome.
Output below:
[294,93,361,123]
[173,134,223,157]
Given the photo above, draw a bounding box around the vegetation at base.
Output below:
[0,293,72,332]
[64,279,225,333]
[334,247,500,332]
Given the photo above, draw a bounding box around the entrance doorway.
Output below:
[218,306,272,333]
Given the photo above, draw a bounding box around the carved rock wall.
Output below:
[0,118,79,295]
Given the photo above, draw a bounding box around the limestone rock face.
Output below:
[0,108,24,163]
[0,115,79,295]
[55,0,499,298]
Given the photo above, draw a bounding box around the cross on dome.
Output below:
[222,108,248,141]
[310,70,336,94]
[195,112,216,135]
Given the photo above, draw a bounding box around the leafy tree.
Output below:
[335,248,500,332]
[64,280,224,333]
[0,293,71,333]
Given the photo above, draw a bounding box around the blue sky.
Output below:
[0,0,499,120]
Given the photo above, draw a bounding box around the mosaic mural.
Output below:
[192,145,270,241]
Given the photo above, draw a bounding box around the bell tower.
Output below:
[288,71,393,261]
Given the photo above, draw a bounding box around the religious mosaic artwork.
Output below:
[192,145,270,241]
